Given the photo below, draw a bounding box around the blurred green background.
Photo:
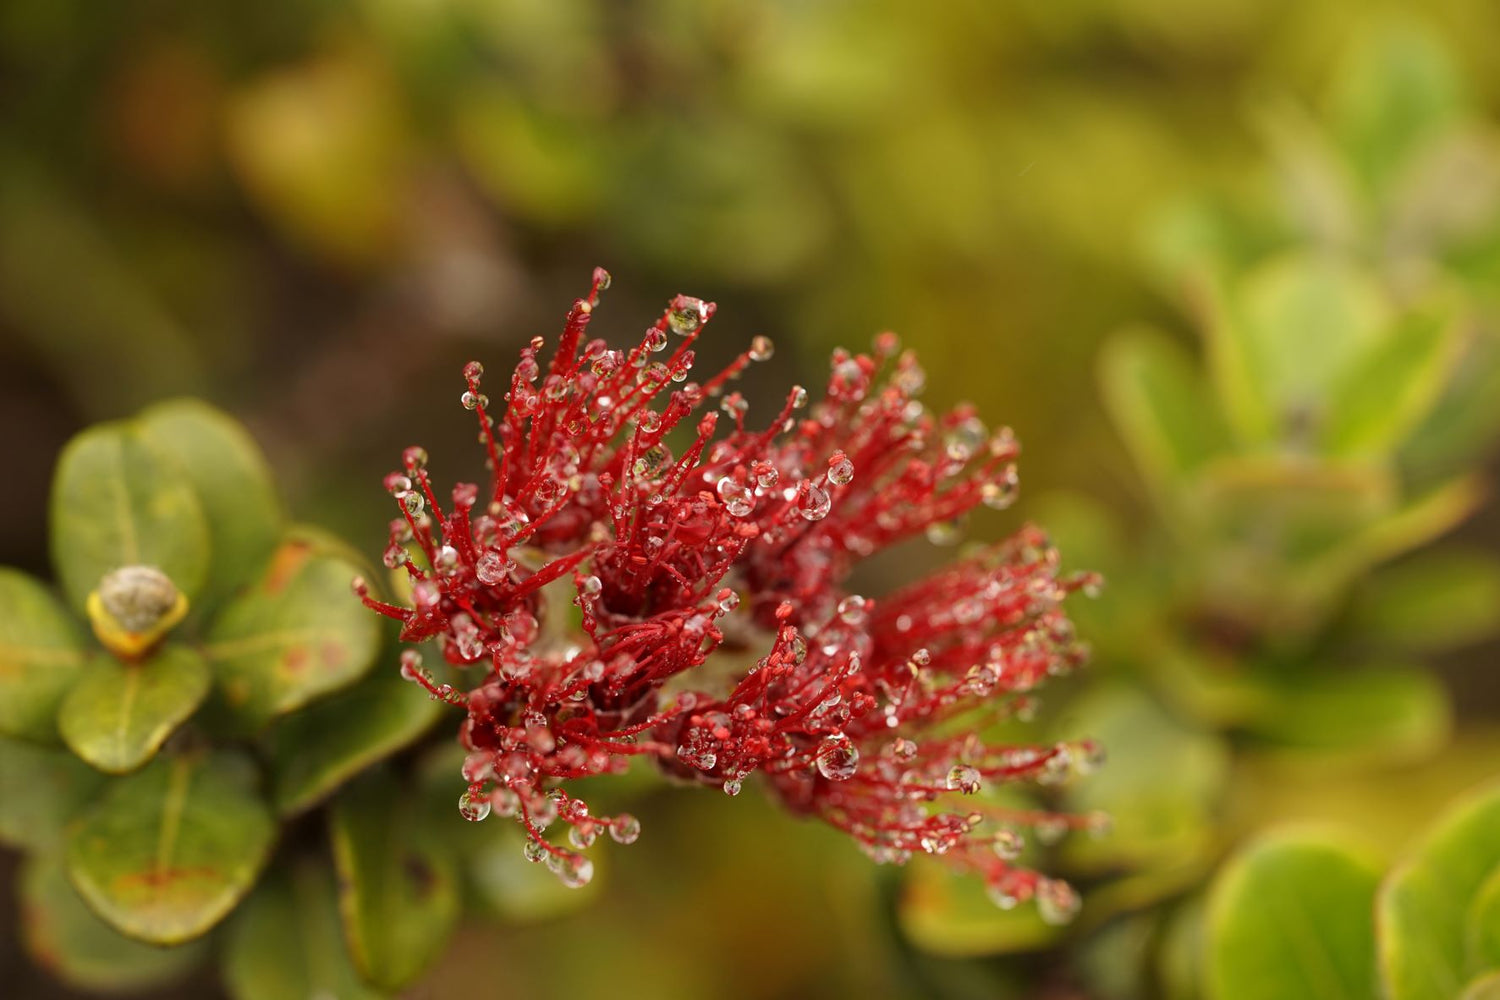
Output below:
[4,1,1500,998]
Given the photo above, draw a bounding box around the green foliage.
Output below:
[1204,831,1383,1000]
[58,645,211,773]
[329,769,461,991]
[1,399,459,992]
[65,752,274,945]
[205,536,381,730]
[1202,785,1500,1000]
[0,568,87,742]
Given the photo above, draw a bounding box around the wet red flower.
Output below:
[357,268,1101,919]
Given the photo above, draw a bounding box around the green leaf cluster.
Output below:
[1202,783,1500,1000]
[0,399,450,996]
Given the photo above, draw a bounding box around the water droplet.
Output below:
[463,360,484,381]
[580,575,602,597]
[610,814,641,844]
[892,737,918,761]
[722,777,743,796]
[644,328,669,353]
[837,595,868,625]
[716,477,755,517]
[558,853,594,889]
[790,386,809,408]
[402,446,429,472]
[384,473,412,495]
[568,823,598,850]
[1035,878,1081,926]
[751,461,780,489]
[399,650,423,682]
[749,335,774,361]
[992,828,1024,860]
[523,839,547,864]
[399,490,425,515]
[826,452,855,486]
[459,788,491,822]
[797,483,832,521]
[668,296,710,336]
[476,551,508,585]
[947,764,982,794]
[816,733,860,781]
[981,464,1020,509]
[461,390,489,410]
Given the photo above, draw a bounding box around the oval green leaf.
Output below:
[205,536,381,730]
[1206,829,1384,1000]
[1379,782,1500,1000]
[224,862,386,1000]
[1098,326,1229,492]
[268,664,444,816]
[0,736,106,851]
[50,423,210,616]
[330,769,460,991]
[1239,665,1450,764]
[58,644,211,774]
[137,399,283,615]
[65,751,275,945]
[0,568,87,742]
[20,854,207,994]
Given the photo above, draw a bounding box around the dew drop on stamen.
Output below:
[559,854,594,889]
[797,482,832,521]
[816,733,859,781]
[837,594,868,625]
[749,335,774,361]
[946,764,982,794]
[826,452,855,486]
[476,551,508,585]
[610,814,641,844]
[458,788,491,822]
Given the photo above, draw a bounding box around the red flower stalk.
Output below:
[357,269,1102,919]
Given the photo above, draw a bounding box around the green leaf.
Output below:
[1059,683,1230,874]
[65,751,275,945]
[1328,16,1463,192]
[268,664,444,816]
[1349,550,1500,652]
[0,568,87,742]
[0,736,106,851]
[205,536,381,730]
[1461,972,1500,1000]
[329,769,460,991]
[1467,866,1500,972]
[58,645,211,774]
[1322,304,1461,458]
[1236,252,1390,424]
[20,854,207,994]
[1239,666,1450,764]
[224,863,386,1000]
[1099,327,1229,491]
[137,399,283,615]
[1379,782,1500,1000]
[898,856,1062,957]
[1206,829,1384,1000]
[50,422,210,616]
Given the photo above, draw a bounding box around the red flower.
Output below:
[357,269,1101,919]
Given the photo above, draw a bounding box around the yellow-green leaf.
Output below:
[20,854,207,994]
[0,568,87,742]
[268,664,444,816]
[1379,782,1500,1000]
[65,751,274,945]
[224,862,386,1000]
[50,422,210,615]
[137,399,283,615]
[329,769,460,991]
[1206,829,1384,1000]
[0,736,105,850]
[205,536,381,730]
[58,645,211,774]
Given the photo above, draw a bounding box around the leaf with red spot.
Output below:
[204,535,380,731]
[64,751,274,945]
